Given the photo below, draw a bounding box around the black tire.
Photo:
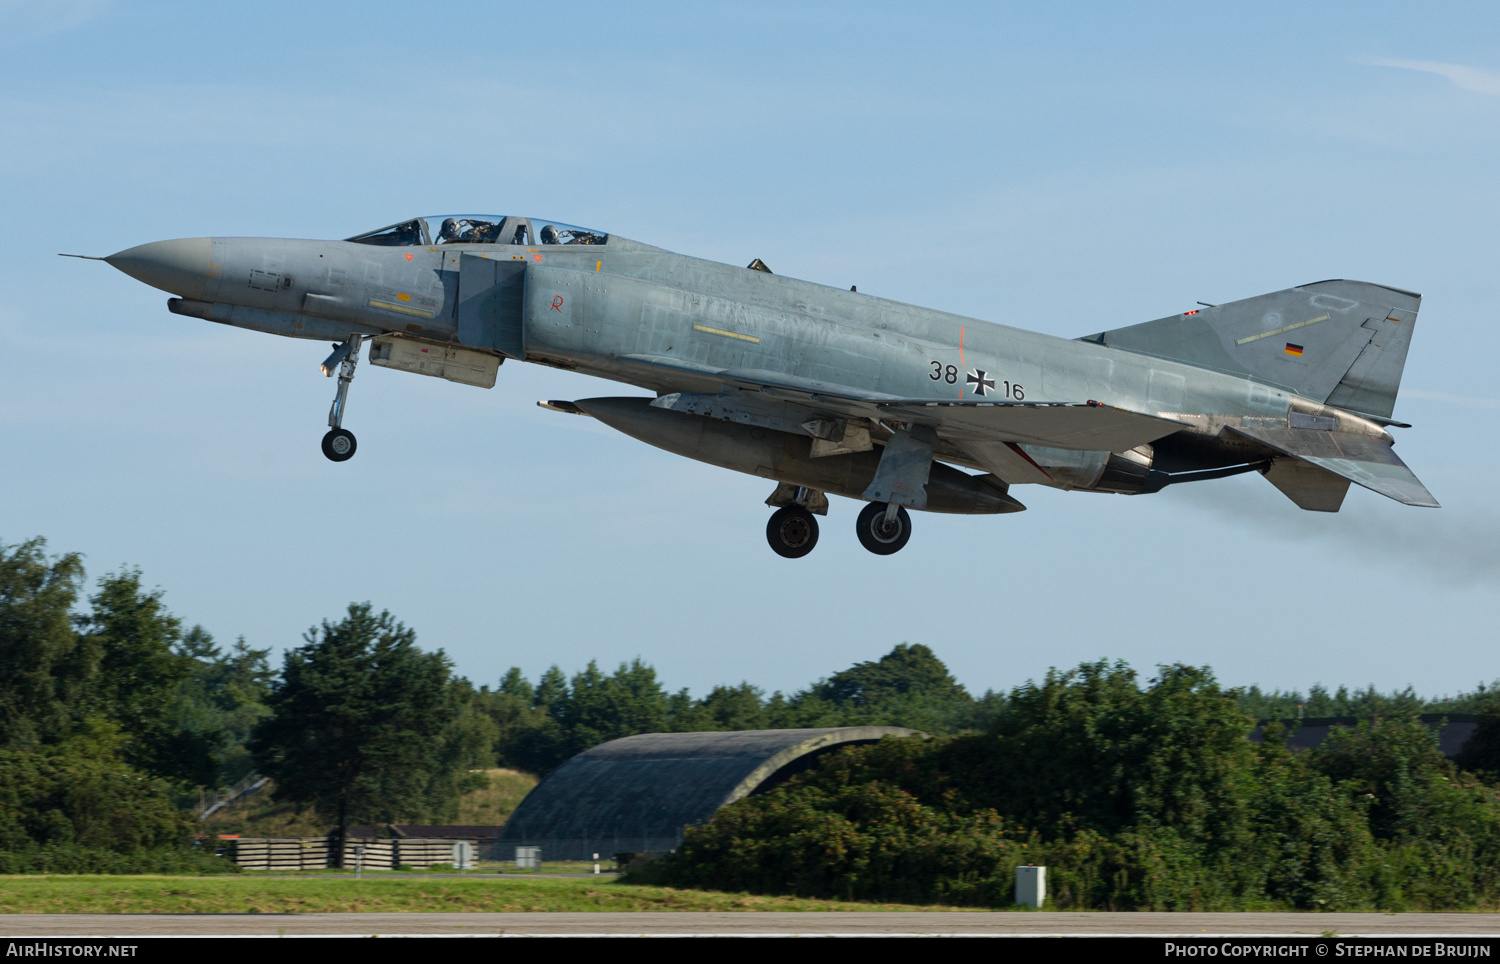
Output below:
[766,506,819,558]
[321,428,357,462]
[856,502,912,555]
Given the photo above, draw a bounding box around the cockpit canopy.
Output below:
[346,215,607,247]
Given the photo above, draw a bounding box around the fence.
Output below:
[494,831,685,862]
[229,837,331,871]
[229,837,481,870]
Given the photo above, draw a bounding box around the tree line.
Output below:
[4,535,1498,879]
[0,538,1000,868]
[634,662,1500,911]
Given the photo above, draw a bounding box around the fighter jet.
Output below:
[69,213,1437,557]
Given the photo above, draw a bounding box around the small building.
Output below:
[498,726,916,861]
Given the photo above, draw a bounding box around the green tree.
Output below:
[0,720,192,855]
[250,603,461,863]
[171,627,274,785]
[443,678,502,772]
[0,539,86,748]
[812,643,967,706]
[481,669,553,775]
[1308,716,1462,840]
[492,665,569,775]
[669,683,768,732]
[754,643,981,733]
[487,645,989,775]
[1457,703,1500,777]
[0,540,239,871]
[553,659,669,758]
[76,569,215,785]
[969,661,1257,839]
[1238,683,1431,720]
[638,661,1500,911]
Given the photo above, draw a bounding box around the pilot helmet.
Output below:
[439,218,461,241]
[539,224,560,245]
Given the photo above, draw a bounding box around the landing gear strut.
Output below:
[320,334,363,462]
[766,506,819,558]
[856,502,912,555]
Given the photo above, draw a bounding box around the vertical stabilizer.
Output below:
[1082,280,1420,418]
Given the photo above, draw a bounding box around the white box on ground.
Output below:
[1015,865,1046,907]
[452,841,474,871]
[515,846,541,869]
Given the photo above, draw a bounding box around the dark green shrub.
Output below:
[632,664,1500,911]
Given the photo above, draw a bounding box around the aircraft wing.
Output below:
[613,353,1189,452]
[1229,423,1439,507]
[874,400,1187,451]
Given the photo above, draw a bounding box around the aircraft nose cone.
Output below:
[105,238,212,301]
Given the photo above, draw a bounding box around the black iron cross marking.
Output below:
[966,369,995,396]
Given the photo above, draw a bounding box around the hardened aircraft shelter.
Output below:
[497,726,916,861]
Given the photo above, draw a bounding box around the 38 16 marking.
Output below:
[929,360,1022,399]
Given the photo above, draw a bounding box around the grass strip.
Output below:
[0,875,972,914]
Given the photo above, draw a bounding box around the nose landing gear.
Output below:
[320,334,363,462]
[321,428,356,461]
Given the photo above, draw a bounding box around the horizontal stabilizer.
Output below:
[1261,459,1350,512]
[1230,423,1438,508]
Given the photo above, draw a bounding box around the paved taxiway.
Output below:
[4,912,1500,936]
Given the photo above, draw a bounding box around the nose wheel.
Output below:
[320,335,363,462]
[856,502,912,555]
[321,428,357,462]
[766,505,819,558]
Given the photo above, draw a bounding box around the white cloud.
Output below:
[1364,57,1500,96]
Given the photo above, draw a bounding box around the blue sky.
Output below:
[2,1,1496,699]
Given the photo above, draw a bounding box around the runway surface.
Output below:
[4,912,1500,936]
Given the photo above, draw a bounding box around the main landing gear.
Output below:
[764,483,826,558]
[767,506,819,558]
[762,484,914,557]
[855,502,912,555]
[320,334,363,462]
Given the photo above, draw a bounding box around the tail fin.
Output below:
[1081,280,1420,419]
